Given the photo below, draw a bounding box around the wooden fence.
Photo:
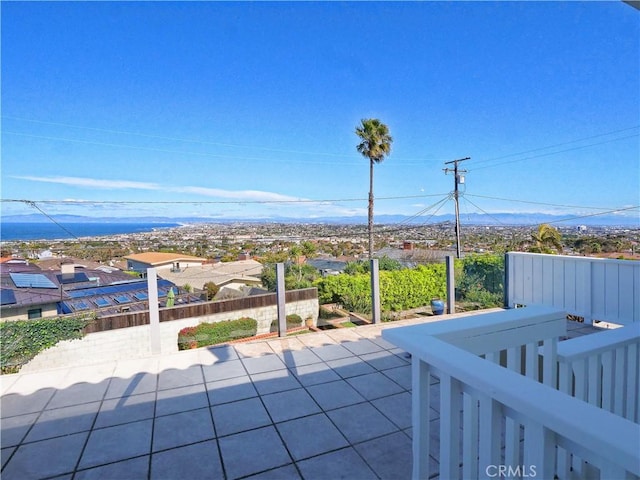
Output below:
[83,288,317,334]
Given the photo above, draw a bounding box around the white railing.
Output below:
[506,252,640,325]
[383,306,640,480]
[556,322,640,423]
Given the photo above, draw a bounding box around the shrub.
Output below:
[316,263,447,313]
[177,317,257,350]
[269,313,303,333]
[0,313,96,374]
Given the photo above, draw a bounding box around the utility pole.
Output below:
[444,157,470,258]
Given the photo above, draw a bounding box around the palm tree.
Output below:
[530,224,563,254]
[355,118,393,258]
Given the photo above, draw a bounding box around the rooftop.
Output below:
[0,312,602,479]
[124,252,207,266]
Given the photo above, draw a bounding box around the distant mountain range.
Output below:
[2,212,639,227]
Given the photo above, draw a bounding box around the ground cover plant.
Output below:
[0,313,95,374]
[177,317,257,350]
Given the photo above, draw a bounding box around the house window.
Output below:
[28,308,42,319]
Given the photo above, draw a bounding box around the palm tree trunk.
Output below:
[368,158,374,259]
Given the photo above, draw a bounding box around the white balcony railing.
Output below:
[383,305,640,480]
[506,252,640,326]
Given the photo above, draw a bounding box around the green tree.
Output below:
[356,118,393,259]
[530,224,563,254]
[203,281,220,300]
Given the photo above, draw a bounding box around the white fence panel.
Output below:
[507,252,639,325]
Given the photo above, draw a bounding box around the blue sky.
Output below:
[1,1,639,223]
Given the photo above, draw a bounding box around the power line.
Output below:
[470,125,640,167]
[2,193,448,206]
[470,134,639,171]
[464,194,621,211]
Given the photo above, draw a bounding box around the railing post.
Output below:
[147,268,161,355]
[412,358,431,480]
[276,263,287,337]
[504,252,511,308]
[370,258,381,324]
[446,255,455,315]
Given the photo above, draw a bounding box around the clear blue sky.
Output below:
[1,1,639,223]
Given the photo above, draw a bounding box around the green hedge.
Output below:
[316,263,447,312]
[269,314,303,333]
[1,314,95,374]
[178,317,257,350]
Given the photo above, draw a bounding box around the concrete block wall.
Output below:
[20,298,318,372]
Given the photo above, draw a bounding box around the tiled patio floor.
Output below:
[0,313,603,480]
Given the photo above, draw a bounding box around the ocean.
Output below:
[0,222,181,242]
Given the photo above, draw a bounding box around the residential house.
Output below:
[123,252,207,276]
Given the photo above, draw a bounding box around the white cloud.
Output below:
[14,175,161,190]
[13,175,305,203]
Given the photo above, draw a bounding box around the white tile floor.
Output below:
[0,312,603,480]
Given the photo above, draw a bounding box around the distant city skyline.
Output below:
[1,2,638,226]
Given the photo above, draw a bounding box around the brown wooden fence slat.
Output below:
[82,288,317,335]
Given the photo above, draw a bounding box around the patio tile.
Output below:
[218,426,291,479]
[202,359,247,382]
[25,401,100,442]
[310,344,353,362]
[200,344,239,364]
[277,348,323,368]
[327,403,398,444]
[342,338,384,356]
[211,397,271,436]
[241,354,286,375]
[0,412,39,448]
[296,332,335,348]
[104,372,157,399]
[369,336,398,350]
[157,365,204,390]
[0,388,55,417]
[78,419,152,469]
[346,372,405,400]
[2,431,87,479]
[290,362,341,386]
[276,413,348,460]
[267,337,307,354]
[261,388,321,423]
[235,342,274,358]
[75,455,149,480]
[382,364,412,390]
[151,440,223,479]
[306,380,366,411]
[47,381,109,409]
[152,407,215,452]
[245,463,301,479]
[296,447,377,480]
[360,351,408,371]
[155,384,208,417]
[1,446,15,469]
[355,431,413,480]
[95,392,156,428]
[372,391,413,429]
[251,369,301,395]
[326,356,376,379]
[206,375,257,405]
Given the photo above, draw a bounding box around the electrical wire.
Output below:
[470,126,639,167]
[470,134,639,171]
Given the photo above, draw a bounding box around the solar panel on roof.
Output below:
[56,272,90,284]
[114,295,131,304]
[134,292,148,301]
[0,289,17,305]
[94,298,110,307]
[73,301,89,310]
[9,273,57,289]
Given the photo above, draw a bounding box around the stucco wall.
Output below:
[20,297,318,372]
